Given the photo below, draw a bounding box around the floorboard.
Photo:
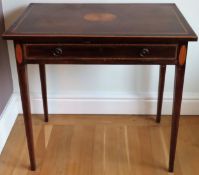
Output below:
[0,115,199,175]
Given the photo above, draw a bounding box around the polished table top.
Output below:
[3,3,197,42]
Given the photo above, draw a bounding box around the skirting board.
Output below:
[1,92,199,154]
[17,92,199,115]
[0,94,19,154]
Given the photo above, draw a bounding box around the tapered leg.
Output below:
[169,64,186,172]
[17,64,36,171]
[156,65,166,123]
[39,64,49,122]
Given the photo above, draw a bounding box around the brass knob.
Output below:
[53,48,63,57]
[139,48,150,57]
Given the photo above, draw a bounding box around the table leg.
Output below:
[169,64,185,172]
[156,65,166,123]
[17,64,36,171]
[39,64,49,122]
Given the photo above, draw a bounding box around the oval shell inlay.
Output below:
[179,45,187,66]
[84,13,116,22]
[16,44,23,64]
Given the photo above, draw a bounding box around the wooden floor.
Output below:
[0,115,199,175]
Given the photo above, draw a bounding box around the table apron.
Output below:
[22,43,178,65]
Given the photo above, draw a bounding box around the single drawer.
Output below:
[23,44,178,64]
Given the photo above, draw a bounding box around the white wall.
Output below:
[2,0,199,114]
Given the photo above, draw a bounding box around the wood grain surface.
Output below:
[2,3,197,42]
[0,115,199,175]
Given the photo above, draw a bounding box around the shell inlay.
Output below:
[84,13,116,22]
[16,44,23,64]
[179,45,187,66]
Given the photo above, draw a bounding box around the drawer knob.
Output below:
[139,48,150,57]
[53,48,63,57]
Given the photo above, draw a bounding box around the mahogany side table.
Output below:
[2,3,198,172]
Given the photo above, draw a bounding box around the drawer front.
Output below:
[23,44,177,64]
